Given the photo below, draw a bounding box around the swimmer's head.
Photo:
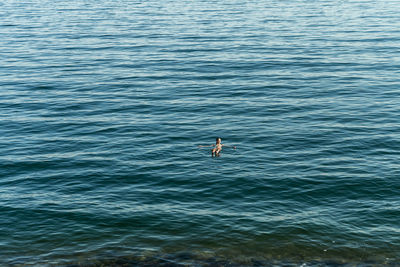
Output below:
[216,137,221,143]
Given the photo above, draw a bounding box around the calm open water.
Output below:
[1,0,400,266]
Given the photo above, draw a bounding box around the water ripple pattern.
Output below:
[1,0,399,265]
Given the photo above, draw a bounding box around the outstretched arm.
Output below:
[198,144,215,148]
[222,144,236,149]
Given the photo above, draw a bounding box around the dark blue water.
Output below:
[1,0,400,266]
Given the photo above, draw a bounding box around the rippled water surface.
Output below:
[1,0,400,265]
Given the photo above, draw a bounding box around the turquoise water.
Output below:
[1,0,400,265]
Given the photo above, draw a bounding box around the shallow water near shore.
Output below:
[1,0,400,266]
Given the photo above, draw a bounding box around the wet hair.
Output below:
[216,137,221,142]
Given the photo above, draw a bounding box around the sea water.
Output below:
[1,0,399,265]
